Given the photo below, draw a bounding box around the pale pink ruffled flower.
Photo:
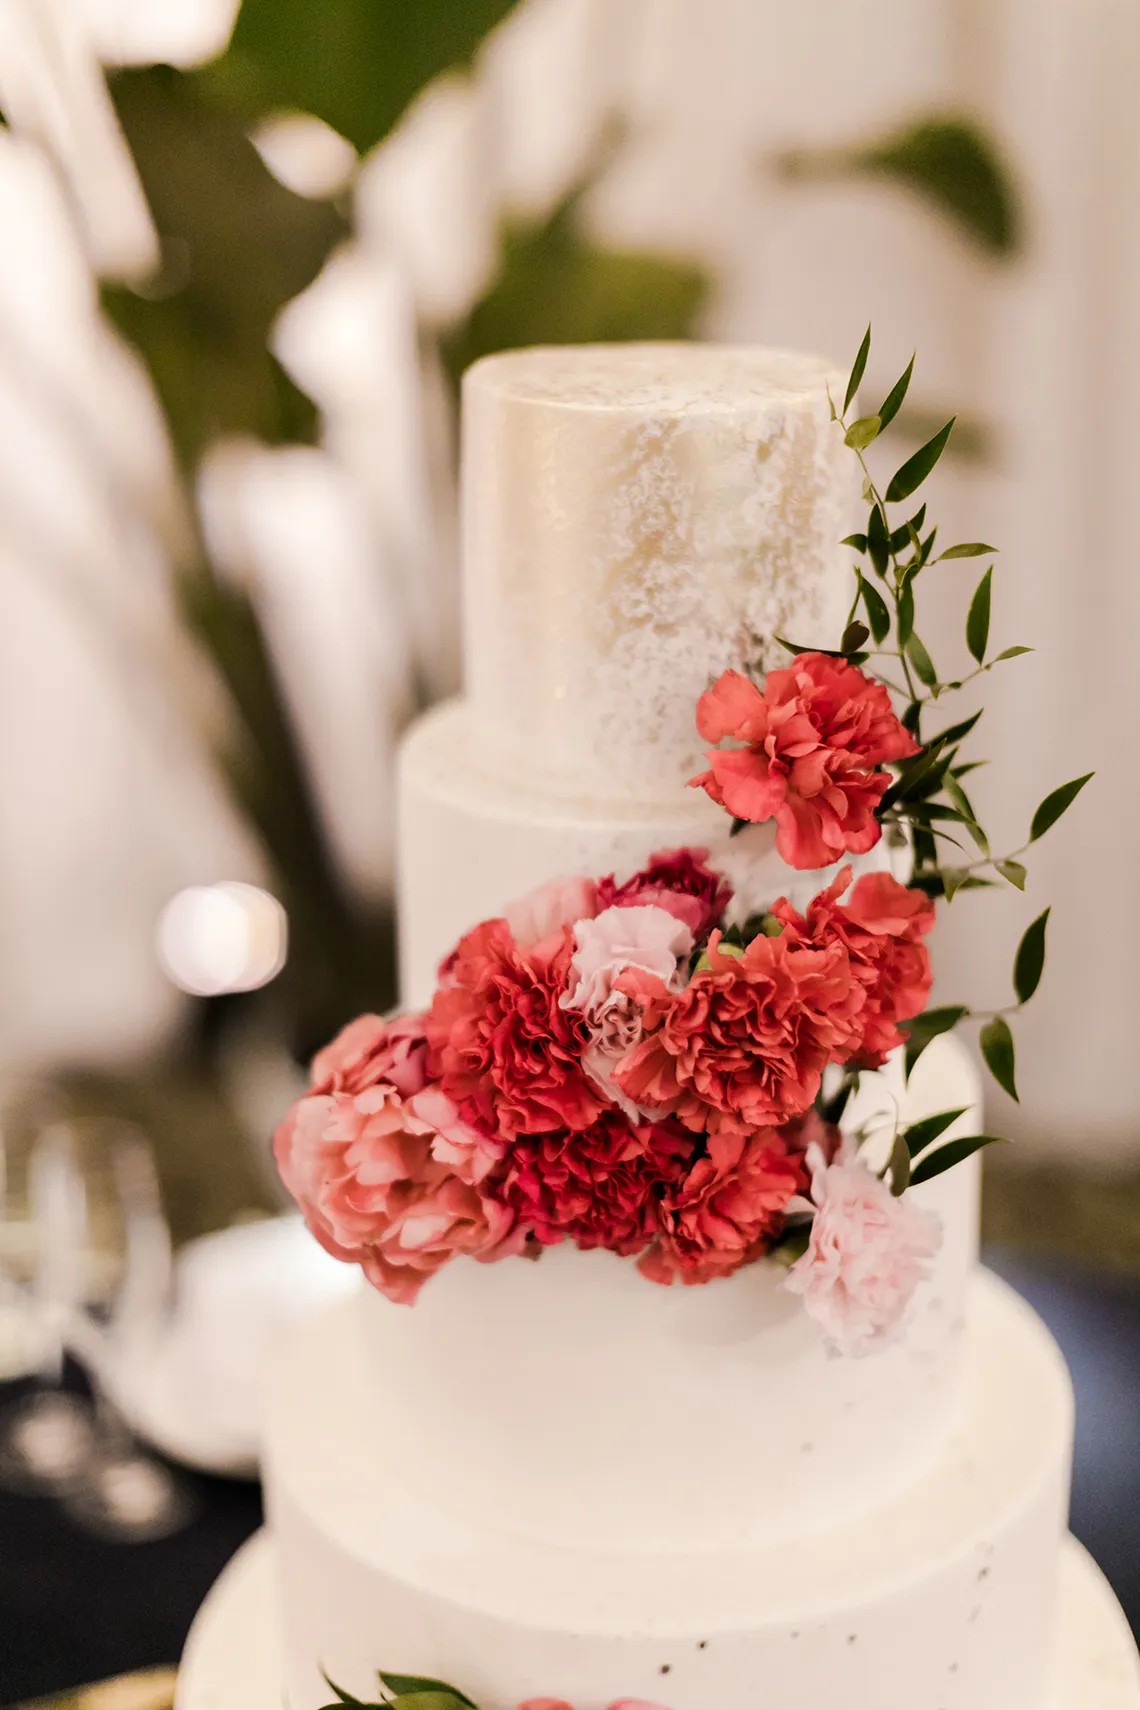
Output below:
[786,1136,941,1355]
[506,874,599,949]
[273,1077,517,1305]
[560,904,693,1115]
[409,1083,505,1185]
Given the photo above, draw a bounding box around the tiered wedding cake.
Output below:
[178,346,1139,1710]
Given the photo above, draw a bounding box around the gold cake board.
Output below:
[176,1529,1140,1710]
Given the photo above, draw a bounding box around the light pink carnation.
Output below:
[273,1064,517,1305]
[561,904,692,1115]
[408,1083,505,1184]
[310,1011,428,1100]
[506,874,599,949]
[786,1136,941,1354]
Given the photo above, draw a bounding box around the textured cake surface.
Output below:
[461,344,858,804]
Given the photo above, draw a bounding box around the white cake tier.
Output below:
[355,1030,980,1554]
[396,698,908,1008]
[176,1533,1140,1710]
[260,1270,1076,1710]
[460,345,859,804]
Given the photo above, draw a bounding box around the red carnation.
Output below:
[614,931,864,1135]
[639,1126,808,1285]
[689,658,919,869]
[494,1111,694,1256]
[596,847,732,939]
[425,918,605,1141]
[774,868,934,1066]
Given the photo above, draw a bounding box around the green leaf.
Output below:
[387,1696,473,1710]
[897,577,915,644]
[840,620,870,653]
[845,325,871,413]
[903,1108,969,1158]
[885,418,956,503]
[965,566,993,664]
[867,503,890,576]
[1013,907,1050,1004]
[991,645,1033,664]
[937,542,997,561]
[441,177,710,396]
[775,635,816,657]
[941,864,970,900]
[858,573,891,644]
[379,1679,476,1710]
[943,777,989,853]
[212,0,524,155]
[980,1016,1018,1101]
[931,708,983,749]
[910,1134,1008,1185]
[889,1129,911,1196]
[902,1003,968,1076]
[105,66,347,468]
[844,414,881,450]
[997,859,1027,890]
[842,532,869,552]
[835,118,1021,255]
[906,631,938,687]
[322,1675,365,1706]
[1028,773,1094,842]
[877,354,915,430]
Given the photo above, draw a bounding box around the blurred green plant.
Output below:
[775,115,1021,257]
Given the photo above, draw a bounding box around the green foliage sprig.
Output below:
[789,328,1092,1106]
[321,1669,477,1710]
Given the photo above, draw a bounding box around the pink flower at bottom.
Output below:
[785,1135,941,1354]
[520,1701,672,1710]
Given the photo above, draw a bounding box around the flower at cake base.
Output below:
[775,868,935,1065]
[426,917,605,1140]
[561,903,693,1115]
[786,1134,941,1354]
[596,847,731,938]
[494,1111,694,1256]
[689,658,919,869]
[520,1700,672,1710]
[639,1126,807,1285]
[273,1041,517,1303]
[614,930,864,1134]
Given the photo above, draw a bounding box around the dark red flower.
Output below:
[596,847,731,939]
[494,1112,694,1255]
[425,918,605,1140]
[639,1126,809,1285]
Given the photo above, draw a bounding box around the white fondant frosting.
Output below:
[261,1269,1074,1710]
[176,1531,1140,1710]
[355,1035,981,1553]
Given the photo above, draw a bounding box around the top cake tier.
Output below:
[461,344,859,806]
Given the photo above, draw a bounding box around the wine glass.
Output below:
[0,1110,99,1492]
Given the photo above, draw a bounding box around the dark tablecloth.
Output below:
[0,1254,1136,1706]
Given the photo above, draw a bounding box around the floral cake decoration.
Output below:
[320,1669,667,1710]
[274,330,1091,1357]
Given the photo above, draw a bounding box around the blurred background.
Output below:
[0,0,1138,1699]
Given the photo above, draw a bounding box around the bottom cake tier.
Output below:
[211,1268,1138,1710]
[178,1529,1140,1710]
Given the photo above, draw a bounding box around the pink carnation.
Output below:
[614,930,864,1134]
[597,847,731,938]
[561,904,693,1115]
[425,918,605,1140]
[273,1077,516,1305]
[310,1011,428,1100]
[689,659,919,869]
[786,1135,941,1354]
[775,868,935,1066]
[520,1702,671,1710]
[495,1111,694,1256]
[640,1126,807,1285]
[506,874,599,949]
